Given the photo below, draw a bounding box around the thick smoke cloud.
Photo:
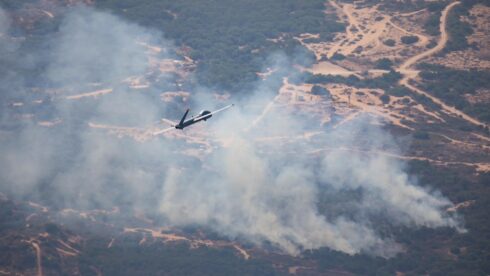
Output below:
[0,8,9,36]
[158,95,460,256]
[0,5,462,257]
[47,7,150,89]
[0,6,167,207]
[0,8,20,103]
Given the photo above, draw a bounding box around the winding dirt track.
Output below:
[398,1,487,127]
[387,20,429,46]
[30,241,43,276]
[399,2,459,71]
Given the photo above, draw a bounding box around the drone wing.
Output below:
[193,104,234,121]
[153,126,175,135]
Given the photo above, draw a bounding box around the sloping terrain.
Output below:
[1,0,489,275]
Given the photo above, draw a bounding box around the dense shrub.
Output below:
[418,63,490,122]
[383,39,396,47]
[95,0,345,91]
[401,35,419,45]
[380,94,390,104]
[311,85,329,95]
[413,131,430,140]
[331,53,346,60]
[375,58,393,70]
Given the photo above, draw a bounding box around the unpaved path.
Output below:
[28,202,48,213]
[41,10,54,18]
[402,81,485,126]
[326,1,429,60]
[65,88,113,100]
[310,147,490,172]
[430,132,490,150]
[57,239,80,256]
[398,1,487,127]
[306,61,358,77]
[399,2,460,71]
[446,200,476,212]
[123,228,251,259]
[233,244,250,260]
[327,2,390,58]
[124,227,188,243]
[30,241,42,276]
[326,1,355,58]
[472,133,490,142]
[107,238,115,248]
[387,20,429,46]
[398,9,427,17]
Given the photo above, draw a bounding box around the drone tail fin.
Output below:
[177,109,189,127]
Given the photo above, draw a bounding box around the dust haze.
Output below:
[0,5,462,257]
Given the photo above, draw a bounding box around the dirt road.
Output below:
[30,241,43,276]
[327,1,390,58]
[399,1,460,71]
[65,88,113,100]
[397,1,487,127]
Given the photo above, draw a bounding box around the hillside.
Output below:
[0,0,489,275]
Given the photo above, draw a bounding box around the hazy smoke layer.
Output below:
[47,7,151,88]
[159,97,460,256]
[0,5,461,257]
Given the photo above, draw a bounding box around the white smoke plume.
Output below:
[0,8,9,34]
[0,5,462,257]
